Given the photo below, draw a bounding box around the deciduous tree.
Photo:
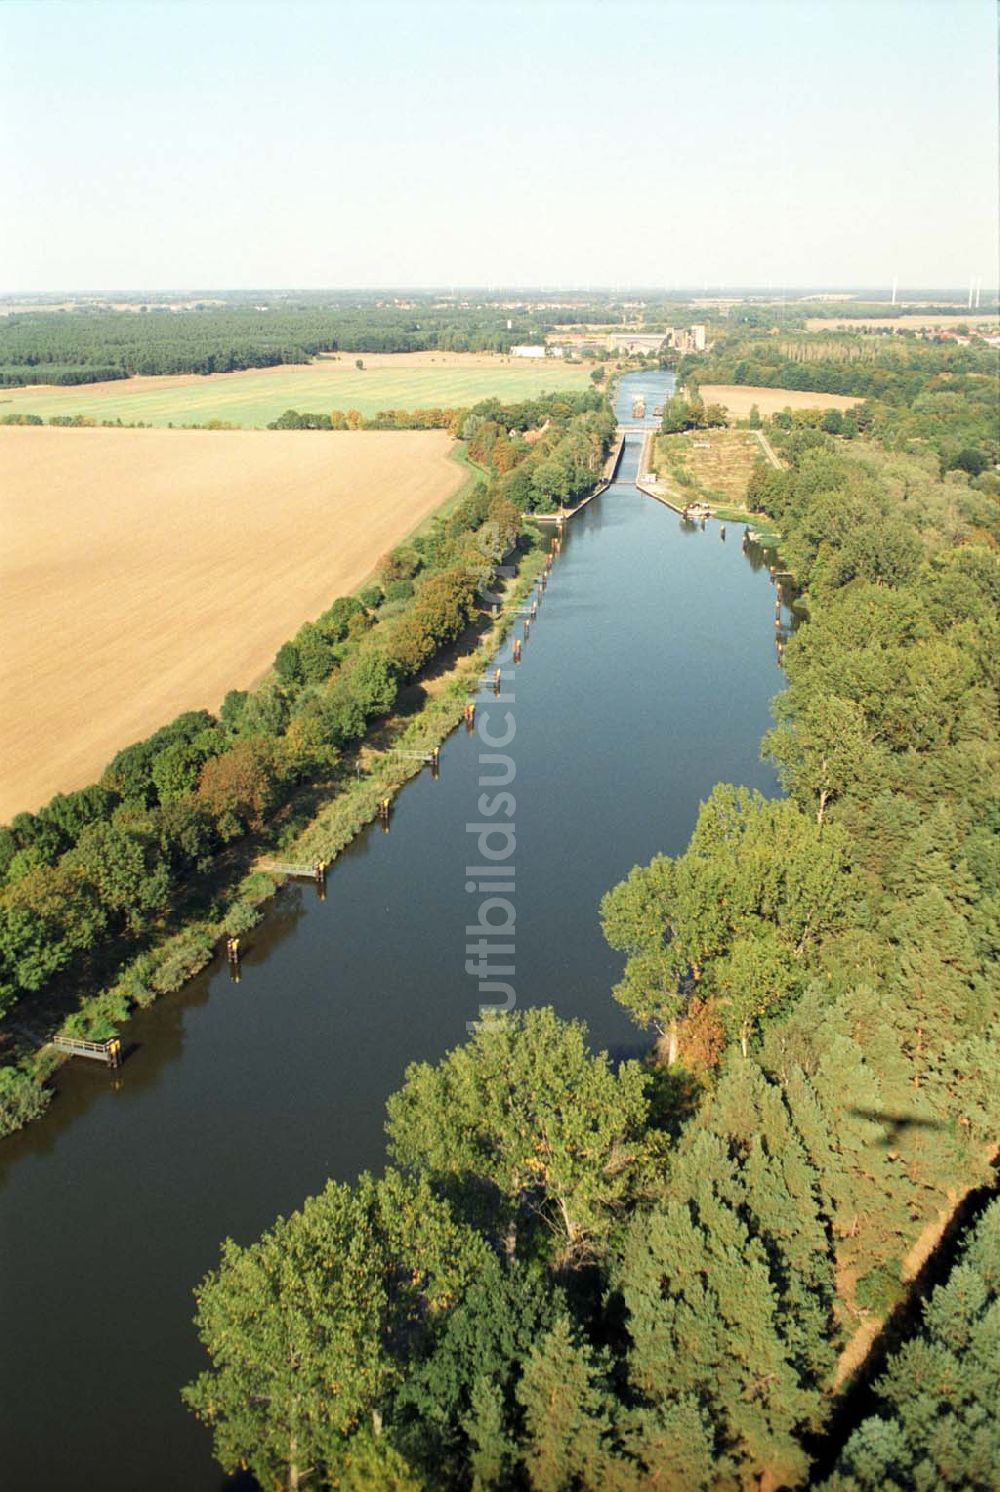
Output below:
[183,1170,485,1492]
[386,1008,651,1263]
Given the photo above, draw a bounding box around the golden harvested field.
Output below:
[0,426,465,819]
[699,384,862,418]
[804,314,999,332]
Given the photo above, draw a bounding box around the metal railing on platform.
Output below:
[52,1035,122,1067]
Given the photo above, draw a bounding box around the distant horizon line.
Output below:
[2,284,998,300]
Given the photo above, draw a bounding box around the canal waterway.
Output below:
[0,372,789,1491]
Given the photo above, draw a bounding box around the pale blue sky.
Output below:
[1,0,996,291]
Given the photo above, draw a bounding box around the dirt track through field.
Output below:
[0,426,465,819]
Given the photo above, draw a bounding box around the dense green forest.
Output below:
[0,389,615,1133]
[0,304,552,385]
[179,365,999,1486]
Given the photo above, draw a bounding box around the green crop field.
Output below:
[0,353,593,429]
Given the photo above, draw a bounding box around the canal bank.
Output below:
[0,372,792,1492]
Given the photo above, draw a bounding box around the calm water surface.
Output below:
[0,373,789,1491]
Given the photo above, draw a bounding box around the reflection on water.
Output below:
[0,373,786,1492]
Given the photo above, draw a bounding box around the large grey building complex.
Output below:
[606,332,668,354]
[606,326,707,355]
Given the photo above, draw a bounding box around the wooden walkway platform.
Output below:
[52,1035,122,1067]
[256,857,327,880]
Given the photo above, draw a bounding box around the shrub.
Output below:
[113,951,159,1009]
[61,994,128,1040]
[237,870,278,903]
[85,1015,121,1042]
[223,901,262,936]
[0,1066,51,1138]
[377,547,421,589]
[855,1260,903,1315]
[150,927,215,994]
[949,446,988,476]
